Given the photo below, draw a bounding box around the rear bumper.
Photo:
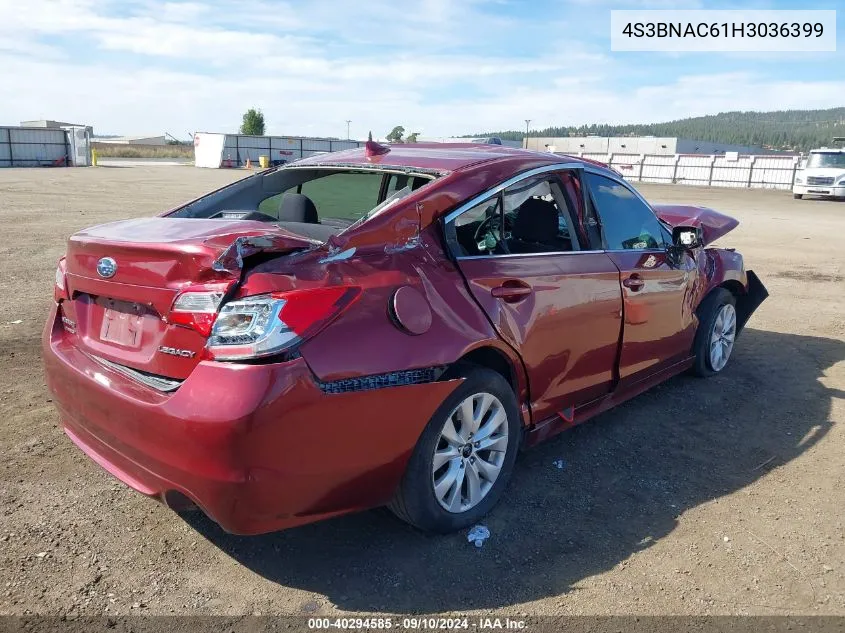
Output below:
[43,304,459,534]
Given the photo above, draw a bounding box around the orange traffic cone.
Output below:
[245,157,252,169]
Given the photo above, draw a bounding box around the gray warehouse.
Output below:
[524,136,783,156]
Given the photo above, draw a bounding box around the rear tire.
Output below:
[389,367,521,533]
[691,288,738,377]
[793,194,803,199]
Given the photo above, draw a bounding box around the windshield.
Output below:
[807,152,845,169]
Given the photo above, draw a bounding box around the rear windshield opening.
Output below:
[171,167,438,243]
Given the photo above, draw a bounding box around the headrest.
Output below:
[279,193,318,223]
[511,198,558,243]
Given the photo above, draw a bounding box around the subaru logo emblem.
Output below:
[96,257,117,279]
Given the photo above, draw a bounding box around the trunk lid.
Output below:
[62,218,315,379]
[652,204,739,246]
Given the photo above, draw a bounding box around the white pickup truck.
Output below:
[793,146,845,200]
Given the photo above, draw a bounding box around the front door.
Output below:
[584,172,697,387]
[446,170,623,422]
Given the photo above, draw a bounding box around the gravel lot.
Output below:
[0,166,843,617]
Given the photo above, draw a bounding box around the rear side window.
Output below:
[385,173,428,196]
[299,172,383,221]
[585,173,665,250]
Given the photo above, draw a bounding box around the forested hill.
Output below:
[470,108,845,152]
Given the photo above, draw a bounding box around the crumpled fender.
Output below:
[698,248,768,334]
[654,204,739,246]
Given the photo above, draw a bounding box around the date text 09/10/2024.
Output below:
[307,617,527,630]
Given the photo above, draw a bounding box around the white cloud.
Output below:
[0,0,842,137]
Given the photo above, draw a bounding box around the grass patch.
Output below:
[92,143,194,159]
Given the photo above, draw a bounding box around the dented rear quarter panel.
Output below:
[240,222,528,414]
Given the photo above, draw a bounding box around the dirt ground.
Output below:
[0,166,843,617]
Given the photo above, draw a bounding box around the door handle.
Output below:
[491,282,532,302]
[623,275,645,291]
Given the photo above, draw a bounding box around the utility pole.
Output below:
[524,119,531,149]
[346,120,351,140]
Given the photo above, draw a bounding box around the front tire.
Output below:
[389,367,521,533]
[793,193,803,199]
[691,288,738,377]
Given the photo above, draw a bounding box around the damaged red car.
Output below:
[43,143,767,535]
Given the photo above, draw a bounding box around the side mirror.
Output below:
[672,225,703,250]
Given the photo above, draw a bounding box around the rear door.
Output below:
[445,167,623,422]
[583,171,697,387]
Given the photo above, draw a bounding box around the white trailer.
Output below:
[193,133,363,168]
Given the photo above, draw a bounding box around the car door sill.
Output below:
[523,356,695,448]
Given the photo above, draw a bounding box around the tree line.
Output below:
[466,107,845,152]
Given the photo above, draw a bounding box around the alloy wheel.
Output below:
[709,303,737,372]
[431,392,509,513]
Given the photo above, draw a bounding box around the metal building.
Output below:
[524,136,784,156]
[417,136,523,148]
[95,135,167,146]
[20,119,90,130]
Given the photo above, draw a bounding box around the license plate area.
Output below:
[96,297,156,349]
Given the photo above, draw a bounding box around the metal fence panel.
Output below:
[0,126,69,167]
[750,156,798,190]
[749,164,795,189]
[329,140,360,151]
[640,155,676,183]
[551,151,799,190]
[710,156,752,188]
[675,155,713,186]
[211,134,363,167]
[270,137,301,150]
[235,135,271,149]
[609,154,642,180]
[0,128,10,162]
[302,139,332,152]
[10,128,64,145]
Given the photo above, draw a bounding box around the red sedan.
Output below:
[43,143,768,534]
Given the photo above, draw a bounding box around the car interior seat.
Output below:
[278,193,319,223]
[507,198,568,253]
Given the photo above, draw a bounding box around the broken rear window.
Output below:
[170,166,439,244]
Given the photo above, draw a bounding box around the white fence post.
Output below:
[746,156,757,188]
[707,155,716,186]
[671,155,680,184]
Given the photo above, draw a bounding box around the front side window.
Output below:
[447,173,582,257]
[585,173,665,250]
[503,177,578,254]
[452,196,505,256]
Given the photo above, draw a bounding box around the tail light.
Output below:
[206,286,360,361]
[54,258,67,302]
[169,291,225,336]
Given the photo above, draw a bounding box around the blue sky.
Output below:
[0,0,841,139]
